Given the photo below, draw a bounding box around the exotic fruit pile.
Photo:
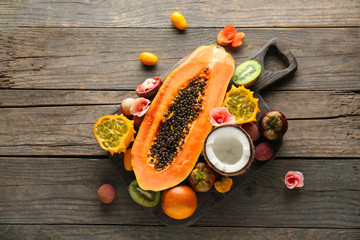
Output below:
[131,45,235,191]
[93,44,289,220]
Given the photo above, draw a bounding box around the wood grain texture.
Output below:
[1,28,359,90]
[0,103,359,157]
[1,225,359,240]
[0,0,358,235]
[1,90,359,119]
[0,157,359,228]
[1,0,359,28]
[250,38,298,92]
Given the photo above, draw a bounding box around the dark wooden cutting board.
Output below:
[108,38,297,226]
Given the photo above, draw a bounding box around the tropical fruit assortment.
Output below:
[132,45,235,192]
[93,23,289,220]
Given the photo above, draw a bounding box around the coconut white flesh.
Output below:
[205,127,251,173]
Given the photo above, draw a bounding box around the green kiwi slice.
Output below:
[128,179,161,207]
[232,60,262,87]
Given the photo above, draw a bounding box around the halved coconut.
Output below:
[203,125,254,176]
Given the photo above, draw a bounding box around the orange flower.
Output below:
[217,25,245,47]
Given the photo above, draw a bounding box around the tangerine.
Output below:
[161,185,197,219]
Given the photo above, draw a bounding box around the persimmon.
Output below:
[161,185,197,219]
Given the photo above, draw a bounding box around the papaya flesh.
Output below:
[131,45,235,191]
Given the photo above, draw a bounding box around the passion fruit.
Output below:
[135,76,162,99]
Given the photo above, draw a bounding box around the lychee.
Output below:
[255,142,274,161]
[97,184,115,204]
[242,123,260,141]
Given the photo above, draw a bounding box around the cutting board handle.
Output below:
[250,38,297,92]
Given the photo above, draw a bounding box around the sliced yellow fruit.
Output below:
[222,85,260,124]
[93,114,136,156]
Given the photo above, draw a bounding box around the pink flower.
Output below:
[210,107,236,127]
[130,97,150,117]
[285,171,304,189]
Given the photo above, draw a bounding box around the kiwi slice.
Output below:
[232,60,262,87]
[128,179,161,207]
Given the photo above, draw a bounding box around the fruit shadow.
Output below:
[141,64,158,72]
[222,40,246,55]
[171,27,187,35]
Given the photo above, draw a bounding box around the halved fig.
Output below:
[135,76,162,99]
[203,125,254,176]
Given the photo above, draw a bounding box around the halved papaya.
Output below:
[131,45,235,191]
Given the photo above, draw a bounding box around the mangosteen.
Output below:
[135,76,162,99]
[188,162,215,192]
[259,110,288,140]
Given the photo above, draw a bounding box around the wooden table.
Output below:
[1,1,359,239]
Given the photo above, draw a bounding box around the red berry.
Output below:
[97,184,115,204]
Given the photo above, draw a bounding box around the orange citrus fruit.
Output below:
[161,185,197,219]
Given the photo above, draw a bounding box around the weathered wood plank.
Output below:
[1,0,359,28]
[1,28,359,90]
[0,89,133,107]
[1,90,359,119]
[0,104,359,157]
[0,157,358,228]
[1,225,359,240]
